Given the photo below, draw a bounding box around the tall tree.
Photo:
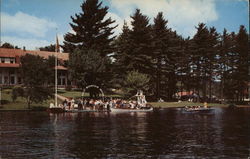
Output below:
[190,23,211,99]
[207,27,220,100]
[151,12,168,100]
[235,25,249,101]
[128,9,153,74]
[62,0,117,56]
[112,22,132,88]
[113,22,132,73]
[219,29,233,99]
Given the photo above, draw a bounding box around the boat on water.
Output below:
[183,106,214,113]
[110,90,153,113]
[65,109,108,113]
[47,105,65,113]
[110,107,153,112]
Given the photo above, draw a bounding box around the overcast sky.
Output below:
[1,0,249,50]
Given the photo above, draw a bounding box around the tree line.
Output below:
[3,0,249,103]
[61,0,249,102]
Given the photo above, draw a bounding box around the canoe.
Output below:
[110,107,153,112]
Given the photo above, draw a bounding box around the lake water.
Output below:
[0,108,250,158]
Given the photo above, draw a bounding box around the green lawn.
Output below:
[149,101,228,108]
[57,89,122,99]
[0,88,244,110]
[0,89,56,110]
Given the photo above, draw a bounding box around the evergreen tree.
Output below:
[207,27,220,100]
[62,0,117,56]
[219,29,232,99]
[128,9,153,74]
[113,22,132,72]
[112,22,132,88]
[235,25,249,101]
[151,12,181,100]
[222,31,239,100]
[190,23,210,99]
[151,12,168,99]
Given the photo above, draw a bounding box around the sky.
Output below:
[1,0,249,50]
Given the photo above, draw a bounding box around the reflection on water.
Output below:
[0,108,249,158]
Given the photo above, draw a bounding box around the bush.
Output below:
[12,86,24,102]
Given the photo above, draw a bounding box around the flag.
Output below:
[55,35,60,52]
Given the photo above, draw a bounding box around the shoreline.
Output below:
[1,104,249,112]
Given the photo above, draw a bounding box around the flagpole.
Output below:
[55,31,58,107]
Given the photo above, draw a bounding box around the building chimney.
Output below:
[23,46,26,51]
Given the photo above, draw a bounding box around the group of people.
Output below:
[59,98,148,110]
[184,102,209,110]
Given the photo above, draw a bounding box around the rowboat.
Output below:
[110,107,153,112]
[183,106,214,113]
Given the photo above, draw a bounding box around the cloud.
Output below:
[109,0,218,37]
[1,36,51,50]
[1,11,57,37]
[106,12,124,36]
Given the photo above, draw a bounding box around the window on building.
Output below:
[4,76,8,84]
[10,58,15,64]
[4,58,10,63]
[1,58,5,63]
[0,76,2,84]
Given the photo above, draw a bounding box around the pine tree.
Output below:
[129,9,153,74]
[219,29,232,99]
[207,27,220,100]
[151,12,168,99]
[190,23,211,100]
[113,22,132,73]
[223,31,239,100]
[62,0,117,56]
[112,22,132,88]
[235,25,249,101]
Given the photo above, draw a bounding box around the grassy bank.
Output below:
[0,89,55,110]
[58,89,122,99]
[1,89,248,110]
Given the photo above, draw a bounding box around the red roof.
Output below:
[0,48,69,61]
[0,48,69,69]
